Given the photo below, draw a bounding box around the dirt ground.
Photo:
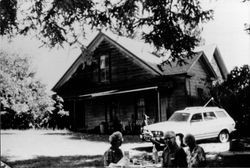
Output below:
[1,129,249,167]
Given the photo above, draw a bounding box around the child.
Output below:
[103,131,124,167]
[184,134,206,168]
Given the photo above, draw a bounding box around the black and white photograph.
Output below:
[1,0,250,167]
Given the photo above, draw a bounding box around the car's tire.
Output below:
[218,130,229,143]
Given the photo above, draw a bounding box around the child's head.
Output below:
[109,131,123,148]
[184,134,196,147]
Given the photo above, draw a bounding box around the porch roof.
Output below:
[78,86,158,98]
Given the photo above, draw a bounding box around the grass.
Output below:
[3,152,249,168]
[1,129,142,168]
[1,155,103,168]
[2,129,250,167]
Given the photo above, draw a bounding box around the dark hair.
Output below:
[184,134,196,145]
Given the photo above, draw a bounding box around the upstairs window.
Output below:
[99,55,110,82]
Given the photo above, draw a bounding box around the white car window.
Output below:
[215,111,227,118]
[168,113,190,122]
[190,113,203,122]
[204,112,216,120]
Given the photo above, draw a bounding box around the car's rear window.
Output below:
[215,111,227,118]
[168,113,190,122]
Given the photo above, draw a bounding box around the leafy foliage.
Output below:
[0,0,17,35]
[0,0,213,63]
[243,0,250,34]
[211,65,250,136]
[0,51,54,129]
[49,94,69,129]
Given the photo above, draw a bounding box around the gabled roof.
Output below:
[160,51,217,77]
[52,31,162,91]
[88,31,163,75]
[52,31,223,91]
[195,44,228,79]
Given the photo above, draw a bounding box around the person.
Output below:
[103,131,124,167]
[162,131,188,168]
[142,113,149,127]
[184,134,206,168]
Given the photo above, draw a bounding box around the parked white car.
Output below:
[141,106,236,143]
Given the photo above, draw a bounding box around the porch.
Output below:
[63,86,161,134]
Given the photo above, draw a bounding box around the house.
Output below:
[52,31,228,133]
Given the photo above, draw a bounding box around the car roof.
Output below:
[175,106,224,114]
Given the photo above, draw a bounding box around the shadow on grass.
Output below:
[2,155,104,168]
[44,131,142,143]
[68,132,142,144]
[0,132,16,135]
[132,146,153,153]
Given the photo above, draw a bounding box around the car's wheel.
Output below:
[218,130,229,143]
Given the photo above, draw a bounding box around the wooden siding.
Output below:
[95,40,157,83]
[85,98,106,129]
[160,77,187,120]
[187,58,212,105]
[57,40,157,96]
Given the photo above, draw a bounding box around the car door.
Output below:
[189,113,205,140]
[203,111,219,138]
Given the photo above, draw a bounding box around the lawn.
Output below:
[0,129,147,168]
[2,129,250,167]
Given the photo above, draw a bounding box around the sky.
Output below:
[1,0,250,91]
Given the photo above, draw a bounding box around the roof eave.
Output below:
[52,32,104,92]
[214,47,228,79]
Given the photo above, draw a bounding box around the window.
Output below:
[136,98,145,120]
[191,113,203,122]
[197,88,204,98]
[215,111,227,118]
[168,113,190,122]
[99,55,110,82]
[204,112,216,120]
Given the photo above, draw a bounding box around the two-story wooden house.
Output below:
[52,31,228,133]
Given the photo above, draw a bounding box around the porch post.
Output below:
[73,99,76,130]
[157,88,161,122]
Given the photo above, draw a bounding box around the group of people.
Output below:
[104,131,206,168]
[162,131,206,168]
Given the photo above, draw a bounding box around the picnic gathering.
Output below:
[104,131,206,168]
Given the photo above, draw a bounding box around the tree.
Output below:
[0,0,213,64]
[0,50,54,129]
[49,94,69,129]
[243,0,250,34]
[211,65,250,136]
